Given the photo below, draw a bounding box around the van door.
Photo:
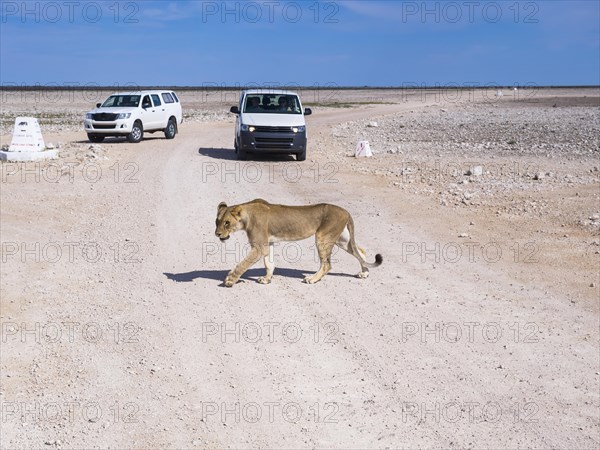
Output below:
[235,94,244,148]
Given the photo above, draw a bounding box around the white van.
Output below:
[84,90,182,143]
[229,89,312,161]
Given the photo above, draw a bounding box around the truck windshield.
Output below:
[244,94,302,114]
[101,95,141,107]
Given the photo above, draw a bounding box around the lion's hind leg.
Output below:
[304,234,336,284]
[336,226,370,279]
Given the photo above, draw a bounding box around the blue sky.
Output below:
[1,0,598,86]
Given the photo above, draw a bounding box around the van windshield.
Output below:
[101,95,141,108]
[244,94,302,114]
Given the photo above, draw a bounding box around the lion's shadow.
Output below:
[163,267,354,285]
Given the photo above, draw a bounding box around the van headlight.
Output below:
[85,113,93,119]
[292,126,305,133]
[241,124,255,132]
[116,113,131,119]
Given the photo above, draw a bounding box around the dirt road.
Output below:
[1,93,598,448]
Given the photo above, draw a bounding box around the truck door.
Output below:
[140,95,158,130]
[150,94,167,130]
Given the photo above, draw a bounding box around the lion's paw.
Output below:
[257,276,271,285]
[356,271,369,279]
[224,274,237,287]
[303,275,317,284]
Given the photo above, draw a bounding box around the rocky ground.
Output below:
[323,94,600,222]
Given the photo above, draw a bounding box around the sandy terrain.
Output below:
[0,87,598,449]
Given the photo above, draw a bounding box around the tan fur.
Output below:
[215,199,383,287]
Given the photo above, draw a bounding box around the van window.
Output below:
[151,94,162,106]
[244,94,301,114]
[171,92,179,102]
[162,93,175,104]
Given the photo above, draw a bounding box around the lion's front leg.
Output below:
[257,243,275,284]
[224,243,266,287]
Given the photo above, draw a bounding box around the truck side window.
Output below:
[151,94,162,106]
[142,96,152,108]
[162,93,174,103]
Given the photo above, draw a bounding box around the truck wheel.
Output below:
[127,121,143,143]
[87,134,104,143]
[164,118,177,139]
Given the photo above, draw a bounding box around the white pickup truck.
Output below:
[84,90,182,143]
[229,89,312,161]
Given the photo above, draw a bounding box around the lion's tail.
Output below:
[347,216,383,268]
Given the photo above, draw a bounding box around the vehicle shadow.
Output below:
[74,137,125,144]
[75,136,166,145]
[198,147,296,162]
[197,147,237,161]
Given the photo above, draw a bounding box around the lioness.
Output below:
[215,199,383,287]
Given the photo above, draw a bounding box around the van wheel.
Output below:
[164,118,177,139]
[87,134,105,143]
[234,139,247,159]
[296,150,306,161]
[127,121,143,143]
[236,144,247,160]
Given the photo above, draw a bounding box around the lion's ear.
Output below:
[218,202,227,213]
[230,206,242,218]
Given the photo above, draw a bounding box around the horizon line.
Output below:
[1,85,599,91]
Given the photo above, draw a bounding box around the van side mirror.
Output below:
[96,103,101,108]
[304,108,312,116]
[230,106,239,114]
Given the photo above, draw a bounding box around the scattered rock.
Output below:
[466,166,483,177]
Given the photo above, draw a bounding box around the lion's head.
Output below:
[215,202,244,241]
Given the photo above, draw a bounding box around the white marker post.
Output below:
[355,140,373,158]
[0,117,58,161]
